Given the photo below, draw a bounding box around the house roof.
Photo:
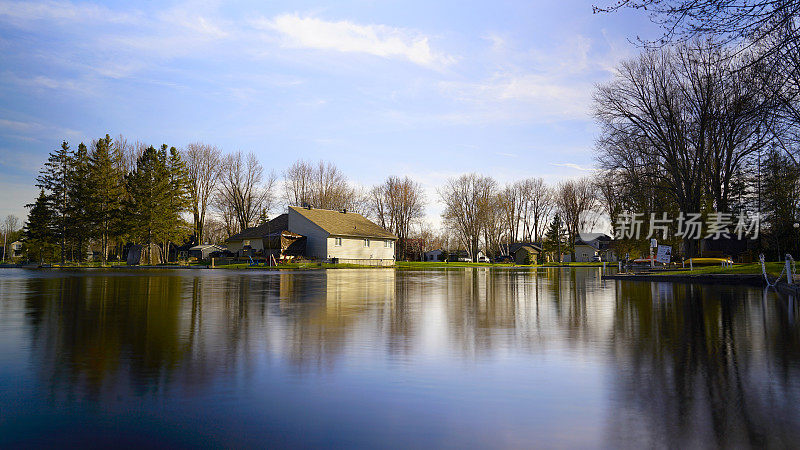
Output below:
[290,206,397,239]
[509,242,542,254]
[226,214,289,242]
[575,233,611,250]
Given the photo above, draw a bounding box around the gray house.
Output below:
[288,206,397,266]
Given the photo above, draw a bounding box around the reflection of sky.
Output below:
[0,268,799,447]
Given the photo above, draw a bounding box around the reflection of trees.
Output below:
[606,282,800,447]
[13,268,800,446]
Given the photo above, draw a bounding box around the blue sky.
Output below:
[0,0,660,224]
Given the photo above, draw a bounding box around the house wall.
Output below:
[423,250,443,261]
[327,236,395,265]
[574,245,597,262]
[226,239,263,256]
[288,209,329,258]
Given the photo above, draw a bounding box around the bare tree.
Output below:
[497,183,525,253]
[184,143,222,244]
[519,177,554,243]
[555,178,599,261]
[439,174,497,262]
[2,214,19,261]
[284,159,362,211]
[370,176,425,259]
[217,151,276,233]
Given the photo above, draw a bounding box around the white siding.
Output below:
[574,245,596,262]
[326,236,395,263]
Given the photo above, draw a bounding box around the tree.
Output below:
[760,146,800,258]
[369,176,425,259]
[543,214,565,262]
[284,159,363,211]
[217,151,276,233]
[2,214,20,262]
[125,146,173,264]
[36,140,72,263]
[594,0,800,60]
[594,43,771,255]
[184,142,221,244]
[23,190,56,263]
[89,134,126,264]
[439,174,497,262]
[555,178,599,261]
[498,182,525,252]
[67,142,92,262]
[519,177,554,242]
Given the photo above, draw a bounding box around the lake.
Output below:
[1,267,799,448]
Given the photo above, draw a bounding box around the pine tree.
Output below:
[544,214,564,263]
[23,190,56,263]
[89,134,125,264]
[126,146,172,265]
[164,146,191,257]
[36,141,73,263]
[67,142,92,262]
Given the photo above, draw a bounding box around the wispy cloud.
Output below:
[255,13,454,68]
[550,162,594,171]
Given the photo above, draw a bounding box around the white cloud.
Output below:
[255,13,454,68]
[0,0,140,24]
[550,162,594,172]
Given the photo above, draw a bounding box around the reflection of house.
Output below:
[189,244,226,260]
[288,206,396,266]
[573,233,613,262]
[423,249,444,262]
[226,214,306,260]
[509,242,542,264]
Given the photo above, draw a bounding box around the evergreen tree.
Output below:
[89,134,125,264]
[126,146,172,264]
[36,141,73,263]
[23,190,56,263]
[544,214,564,263]
[165,146,191,254]
[67,142,92,262]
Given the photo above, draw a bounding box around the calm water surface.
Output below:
[1,268,799,448]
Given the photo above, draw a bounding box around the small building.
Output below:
[574,233,613,262]
[189,244,226,260]
[226,214,306,261]
[509,242,542,264]
[288,206,397,266]
[9,241,23,259]
[423,249,444,262]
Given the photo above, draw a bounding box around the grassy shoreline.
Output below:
[1,261,609,270]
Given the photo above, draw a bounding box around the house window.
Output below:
[335,237,342,246]
[384,240,390,248]
[364,239,370,247]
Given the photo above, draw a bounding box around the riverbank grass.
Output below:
[660,262,784,278]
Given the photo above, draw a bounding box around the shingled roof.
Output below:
[226,214,289,242]
[289,206,397,239]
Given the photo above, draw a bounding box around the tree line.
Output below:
[17,131,604,264]
[593,1,800,259]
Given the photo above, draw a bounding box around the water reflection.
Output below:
[1,268,799,447]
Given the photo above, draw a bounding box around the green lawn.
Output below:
[214,262,386,270]
[659,262,785,277]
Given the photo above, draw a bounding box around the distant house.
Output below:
[9,241,23,259]
[446,250,486,262]
[509,242,542,264]
[423,249,444,262]
[189,244,226,260]
[226,214,306,260]
[288,206,397,266]
[573,233,614,262]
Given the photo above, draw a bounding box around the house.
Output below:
[288,206,397,266]
[573,233,613,262]
[446,250,485,262]
[189,244,226,260]
[423,249,444,262]
[226,214,306,260]
[509,242,542,264]
[9,241,23,259]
